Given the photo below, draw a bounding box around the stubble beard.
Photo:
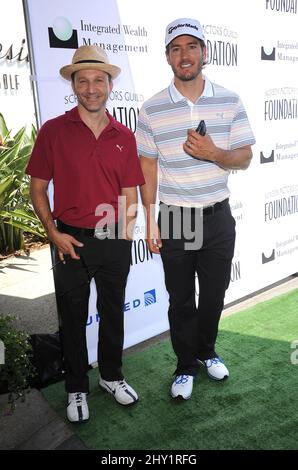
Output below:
[77,95,108,114]
[173,57,204,82]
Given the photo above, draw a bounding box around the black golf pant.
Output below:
[159,200,236,376]
[54,232,132,393]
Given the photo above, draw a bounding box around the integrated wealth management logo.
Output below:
[261,45,276,61]
[48,17,78,49]
[261,39,298,63]
[260,150,275,163]
[260,141,298,164]
[261,234,298,265]
[262,249,276,264]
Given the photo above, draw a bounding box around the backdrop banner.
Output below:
[0,0,35,133]
[24,0,298,363]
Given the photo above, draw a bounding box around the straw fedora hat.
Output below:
[60,45,121,80]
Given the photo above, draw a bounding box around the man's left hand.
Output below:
[183,129,218,162]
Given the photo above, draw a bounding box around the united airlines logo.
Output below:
[144,289,157,307]
[87,288,158,324]
[123,289,157,312]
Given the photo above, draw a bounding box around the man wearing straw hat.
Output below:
[26,45,144,423]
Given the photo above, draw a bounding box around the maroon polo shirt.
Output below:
[26,107,145,228]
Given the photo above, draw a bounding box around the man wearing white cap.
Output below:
[137,18,255,400]
[26,45,144,422]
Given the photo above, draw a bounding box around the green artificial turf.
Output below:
[42,288,298,450]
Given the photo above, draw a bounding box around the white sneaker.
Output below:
[199,357,229,381]
[99,378,138,406]
[67,392,89,423]
[171,375,194,400]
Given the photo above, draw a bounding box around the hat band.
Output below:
[74,59,105,64]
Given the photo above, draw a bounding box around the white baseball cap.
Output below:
[165,18,205,47]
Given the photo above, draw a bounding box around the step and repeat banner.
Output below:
[0,0,35,133]
[24,0,298,363]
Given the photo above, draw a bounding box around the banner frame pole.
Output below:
[22,0,42,130]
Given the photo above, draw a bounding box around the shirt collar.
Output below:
[169,75,214,104]
[66,106,120,131]
[66,106,82,121]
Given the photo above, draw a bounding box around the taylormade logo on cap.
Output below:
[168,22,199,35]
[165,18,205,47]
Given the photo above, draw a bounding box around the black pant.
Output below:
[53,227,132,393]
[158,200,236,376]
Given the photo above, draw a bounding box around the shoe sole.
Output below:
[198,359,229,381]
[99,382,139,406]
[207,372,229,381]
[67,416,90,424]
[170,392,192,400]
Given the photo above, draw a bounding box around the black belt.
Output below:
[202,198,229,216]
[160,198,229,216]
[57,220,117,238]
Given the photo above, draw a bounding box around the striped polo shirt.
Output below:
[136,76,255,208]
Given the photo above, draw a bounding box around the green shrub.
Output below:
[0,112,46,254]
[0,315,36,412]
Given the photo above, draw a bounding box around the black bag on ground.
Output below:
[29,332,65,389]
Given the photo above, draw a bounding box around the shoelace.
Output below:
[175,375,189,385]
[118,380,128,389]
[206,358,223,367]
[74,392,84,404]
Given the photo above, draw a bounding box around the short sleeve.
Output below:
[229,97,256,150]
[136,105,159,158]
[26,122,54,180]
[121,133,145,188]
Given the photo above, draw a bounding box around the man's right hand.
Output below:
[146,220,162,254]
[50,230,84,262]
